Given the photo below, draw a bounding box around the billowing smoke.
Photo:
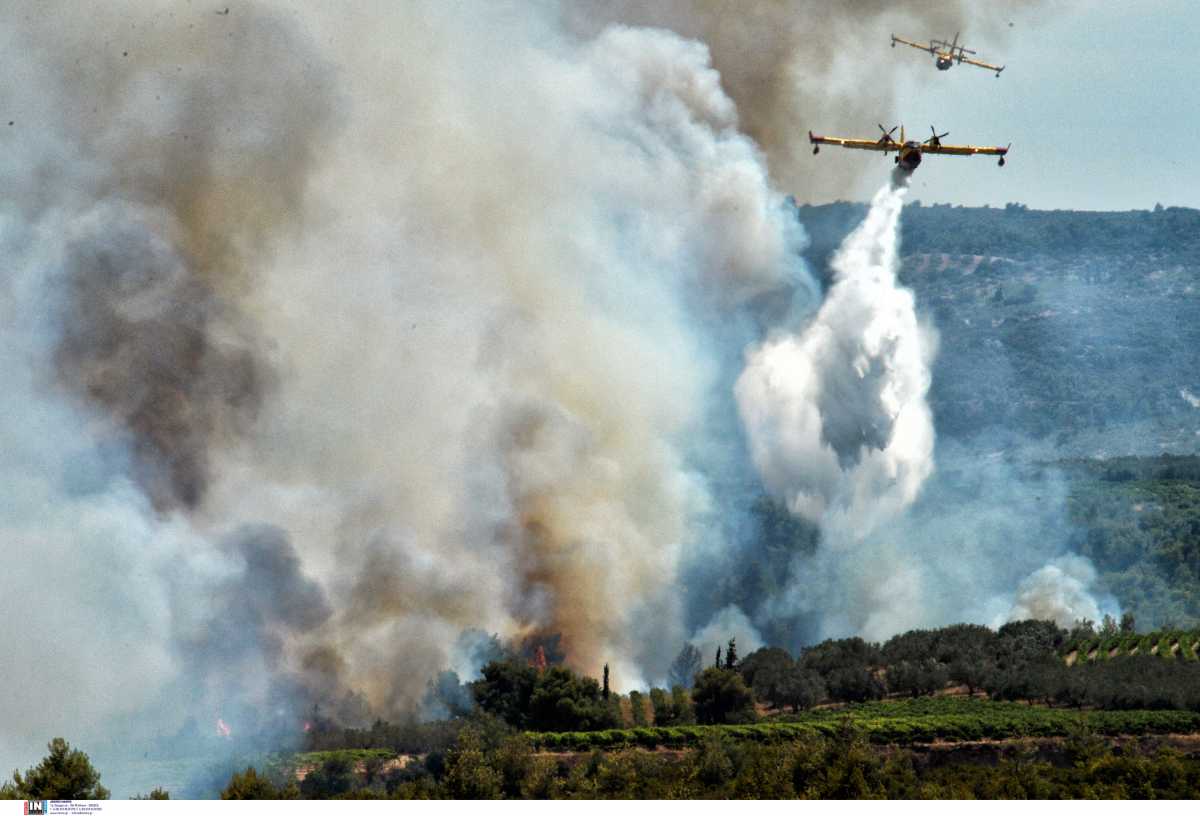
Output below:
[568,1,1038,200]
[53,204,268,512]
[1005,555,1117,628]
[0,0,813,772]
[690,605,766,664]
[2,0,1095,788]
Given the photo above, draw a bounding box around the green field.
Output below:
[263,748,397,778]
[526,697,1200,752]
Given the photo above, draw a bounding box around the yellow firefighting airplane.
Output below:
[808,125,1010,173]
[891,32,1005,77]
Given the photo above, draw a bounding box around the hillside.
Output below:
[797,202,1200,457]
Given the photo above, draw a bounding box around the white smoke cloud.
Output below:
[1004,555,1118,628]
[689,605,766,668]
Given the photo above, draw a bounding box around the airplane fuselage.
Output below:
[935,55,954,70]
[896,142,923,172]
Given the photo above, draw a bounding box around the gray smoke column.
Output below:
[0,0,816,768]
[215,7,814,700]
[11,1,340,513]
[0,0,339,772]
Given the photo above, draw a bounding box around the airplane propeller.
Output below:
[877,123,899,145]
[925,126,949,148]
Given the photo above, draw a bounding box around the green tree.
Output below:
[299,755,356,799]
[694,734,736,790]
[491,735,533,799]
[1120,611,1137,634]
[221,767,280,800]
[739,647,793,692]
[775,665,826,712]
[887,658,949,698]
[471,659,539,728]
[648,687,672,725]
[628,690,646,726]
[791,723,886,799]
[1,739,109,800]
[691,667,757,725]
[671,685,696,725]
[824,666,885,703]
[800,637,882,676]
[949,652,995,696]
[131,787,170,800]
[602,663,610,700]
[526,665,618,731]
[724,638,738,670]
[443,728,503,799]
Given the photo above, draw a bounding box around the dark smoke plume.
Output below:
[27,3,340,511]
[54,207,264,511]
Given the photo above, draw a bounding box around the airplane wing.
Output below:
[809,132,894,152]
[959,55,1005,73]
[891,34,935,54]
[931,39,976,56]
[922,142,1009,157]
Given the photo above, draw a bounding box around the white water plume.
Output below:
[736,177,935,538]
[735,178,1115,643]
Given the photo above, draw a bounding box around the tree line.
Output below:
[223,717,1200,799]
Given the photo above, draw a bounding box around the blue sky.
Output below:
[829,0,1199,211]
